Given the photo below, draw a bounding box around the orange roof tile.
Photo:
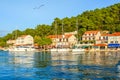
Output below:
[94,44,107,46]
[48,34,73,39]
[47,35,62,38]
[113,32,120,34]
[108,34,120,36]
[84,30,100,35]
[101,32,120,36]
[64,34,73,38]
[101,34,109,36]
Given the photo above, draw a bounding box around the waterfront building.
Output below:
[108,32,120,44]
[15,35,34,46]
[108,32,120,48]
[48,34,77,48]
[82,30,101,44]
[96,33,108,44]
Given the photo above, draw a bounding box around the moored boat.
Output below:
[72,48,85,52]
[50,48,71,52]
[8,46,35,52]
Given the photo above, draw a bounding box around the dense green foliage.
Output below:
[0,3,120,47]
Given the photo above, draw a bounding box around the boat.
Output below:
[72,45,85,54]
[50,48,58,52]
[50,47,70,52]
[50,21,70,52]
[72,19,85,53]
[57,48,70,52]
[8,46,36,52]
[72,47,85,52]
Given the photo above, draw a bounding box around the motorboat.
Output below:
[8,46,35,52]
[50,48,70,52]
[72,48,85,52]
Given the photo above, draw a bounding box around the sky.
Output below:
[0,0,120,36]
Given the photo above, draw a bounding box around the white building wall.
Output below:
[108,36,120,44]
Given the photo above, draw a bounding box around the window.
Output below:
[66,38,68,42]
[59,39,61,42]
[103,37,105,40]
[110,41,113,43]
[99,37,101,40]
[115,41,118,43]
[106,37,108,40]
[89,38,91,40]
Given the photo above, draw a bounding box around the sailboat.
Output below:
[50,21,70,52]
[72,19,85,54]
[50,21,58,52]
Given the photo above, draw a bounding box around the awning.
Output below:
[108,44,120,48]
[94,44,107,46]
[81,45,89,48]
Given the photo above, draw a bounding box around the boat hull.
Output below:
[8,46,35,52]
[50,48,70,52]
[72,49,85,52]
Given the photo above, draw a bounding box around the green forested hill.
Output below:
[52,3,120,34]
[0,3,120,47]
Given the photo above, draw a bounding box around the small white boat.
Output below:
[50,48,70,52]
[50,48,58,52]
[8,46,35,52]
[58,48,70,52]
[72,47,85,54]
[72,48,85,52]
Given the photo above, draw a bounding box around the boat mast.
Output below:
[62,20,64,49]
[55,21,58,48]
[76,19,79,44]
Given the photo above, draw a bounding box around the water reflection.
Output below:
[33,51,51,68]
[81,51,120,66]
[0,51,119,79]
[9,51,34,68]
[50,51,120,79]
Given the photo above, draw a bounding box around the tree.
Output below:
[34,36,52,46]
[116,24,120,32]
[23,28,35,37]
[35,24,52,37]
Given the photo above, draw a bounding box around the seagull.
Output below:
[33,4,45,10]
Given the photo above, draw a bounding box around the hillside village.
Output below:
[5,30,120,51]
[0,3,120,51]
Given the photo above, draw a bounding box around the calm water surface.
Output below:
[0,51,120,80]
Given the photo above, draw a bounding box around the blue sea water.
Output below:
[0,51,120,80]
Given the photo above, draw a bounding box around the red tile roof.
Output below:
[94,44,107,46]
[48,34,73,39]
[113,32,120,34]
[84,30,99,35]
[108,34,120,36]
[101,34,109,36]
[101,32,120,36]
